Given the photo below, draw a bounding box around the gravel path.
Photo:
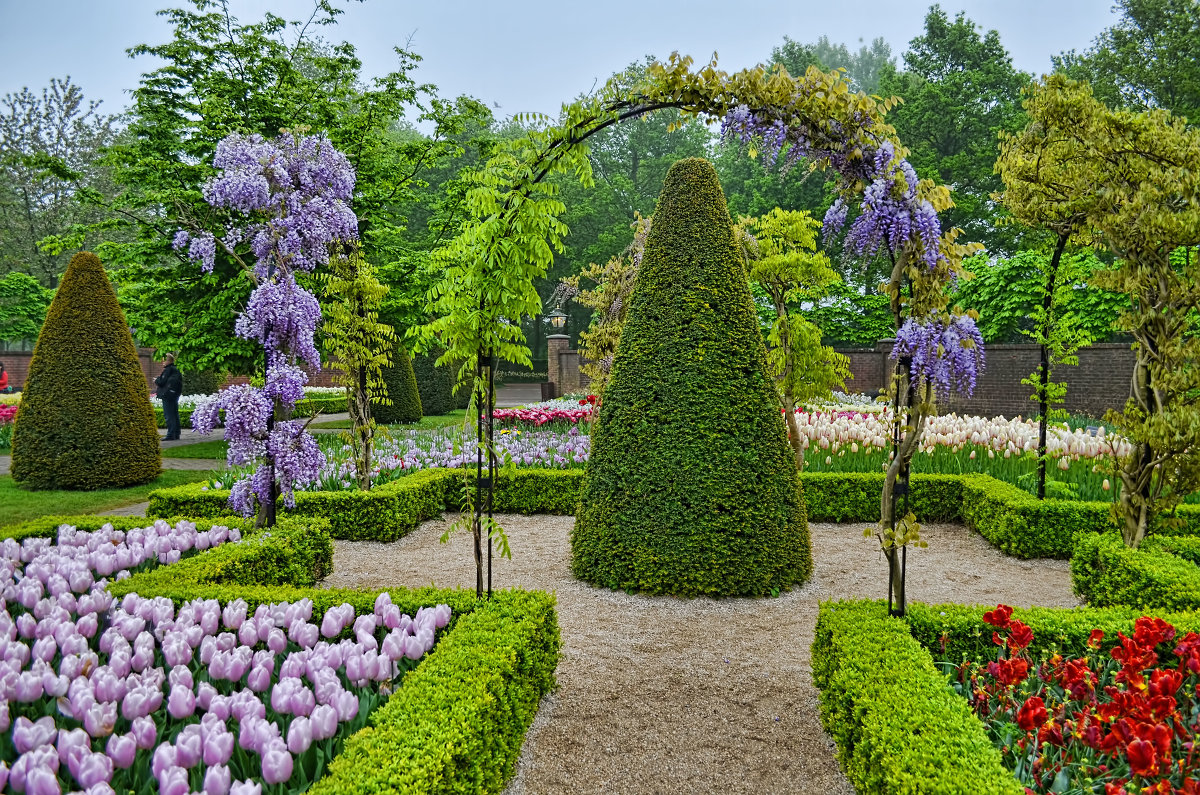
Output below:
[321,514,1078,795]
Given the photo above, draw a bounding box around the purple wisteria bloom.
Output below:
[892,314,986,399]
[174,131,353,518]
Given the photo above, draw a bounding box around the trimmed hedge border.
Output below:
[146,468,1200,558]
[1071,532,1200,612]
[148,469,450,541]
[1,514,258,543]
[25,513,562,795]
[812,600,1023,794]
[813,600,1200,794]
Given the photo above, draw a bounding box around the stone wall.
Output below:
[837,340,1135,418]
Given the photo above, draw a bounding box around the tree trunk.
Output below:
[1037,234,1069,500]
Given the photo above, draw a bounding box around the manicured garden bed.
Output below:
[0,513,560,793]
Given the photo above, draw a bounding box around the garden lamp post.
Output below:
[548,309,568,334]
[547,309,569,398]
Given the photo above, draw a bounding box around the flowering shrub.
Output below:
[0,519,450,794]
[948,605,1200,793]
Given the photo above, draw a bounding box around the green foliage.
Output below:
[448,469,584,516]
[738,208,848,468]
[880,6,1031,255]
[148,469,450,542]
[770,35,896,95]
[1054,0,1200,121]
[99,1,484,374]
[1013,76,1200,546]
[954,251,1125,345]
[12,252,160,489]
[372,342,422,425]
[1072,532,1200,612]
[0,78,119,287]
[307,589,559,795]
[0,271,53,341]
[573,158,811,597]
[0,471,210,529]
[411,346,459,417]
[321,246,395,490]
[180,368,220,396]
[812,600,1023,795]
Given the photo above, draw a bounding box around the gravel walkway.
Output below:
[321,514,1078,795]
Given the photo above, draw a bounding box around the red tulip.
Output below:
[1017,696,1047,731]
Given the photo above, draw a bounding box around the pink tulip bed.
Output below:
[0,514,557,795]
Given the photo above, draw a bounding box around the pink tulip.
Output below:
[83,701,117,738]
[287,716,313,754]
[131,716,157,750]
[230,780,261,795]
[259,740,293,785]
[73,751,113,789]
[13,715,58,753]
[105,733,137,769]
[24,765,61,795]
[158,765,189,795]
[204,764,232,795]
[335,690,359,722]
[246,665,271,692]
[310,703,338,741]
[167,683,196,720]
[151,742,177,779]
[174,726,202,768]
[266,628,287,655]
[203,728,234,767]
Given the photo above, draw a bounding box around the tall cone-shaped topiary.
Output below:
[372,341,423,425]
[571,158,811,596]
[11,252,161,489]
[412,346,457,417]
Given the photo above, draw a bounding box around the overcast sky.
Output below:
[0,0,1116,121]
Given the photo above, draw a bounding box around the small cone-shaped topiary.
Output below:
[412,346,457,417]
[12,252,161,489]
[571,158,811,596]
[373,342,423,425]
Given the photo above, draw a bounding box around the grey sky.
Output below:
[1,1,1115,121]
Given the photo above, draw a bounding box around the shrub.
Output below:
[1,514,256,543]
[181,367,221,396]
[373,341,423,424]
[148,468,451,541]
[572,158,810,597]
[1071,532,1200,612]
[448,469,584,515]
[412,345,458,416]
[11,252,161,489]
[812,600,1022,794]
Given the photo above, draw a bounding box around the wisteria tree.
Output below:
[177,131,358,525]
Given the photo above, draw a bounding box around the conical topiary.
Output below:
[412,346,457,417]
[571,158,811,597]
[372,342,423,425]
[11,252,161,489]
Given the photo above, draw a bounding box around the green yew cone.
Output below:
[12,251,161,489]
[373,341,423,425]
[571,158,811,596]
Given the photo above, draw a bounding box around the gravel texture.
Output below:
[320,514,1078,795]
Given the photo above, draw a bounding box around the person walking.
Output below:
[155,353,184,441]
[0,361,9,393]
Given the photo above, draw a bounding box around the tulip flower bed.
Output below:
[0,403,16,449]
[791,408,1132,502]
[945,606,1200,793]
[491,397,595,428]
[813,600,1200,795]
[205,425,590,497]
[0,518,454,795]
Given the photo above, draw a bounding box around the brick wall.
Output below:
[221,362,337,390]
[2,347,165,393]
[836,341,1136,418]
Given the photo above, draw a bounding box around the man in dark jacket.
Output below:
[155,353,184,440]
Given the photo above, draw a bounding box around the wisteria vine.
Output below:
[176,132,358,518]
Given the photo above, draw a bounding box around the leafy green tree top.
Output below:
[0,271,53,342]
[880,4,1031,255]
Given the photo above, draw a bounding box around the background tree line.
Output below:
[0,0,1194,371]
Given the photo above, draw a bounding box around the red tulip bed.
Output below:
[947,606,1200,794]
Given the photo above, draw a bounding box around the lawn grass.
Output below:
[162,440,229,459]
[310,409,468,431]
[0,470,212,529]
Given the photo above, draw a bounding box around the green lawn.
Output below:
[310,409,468,431]
[0,470,212,529]
[163,440,229,459]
